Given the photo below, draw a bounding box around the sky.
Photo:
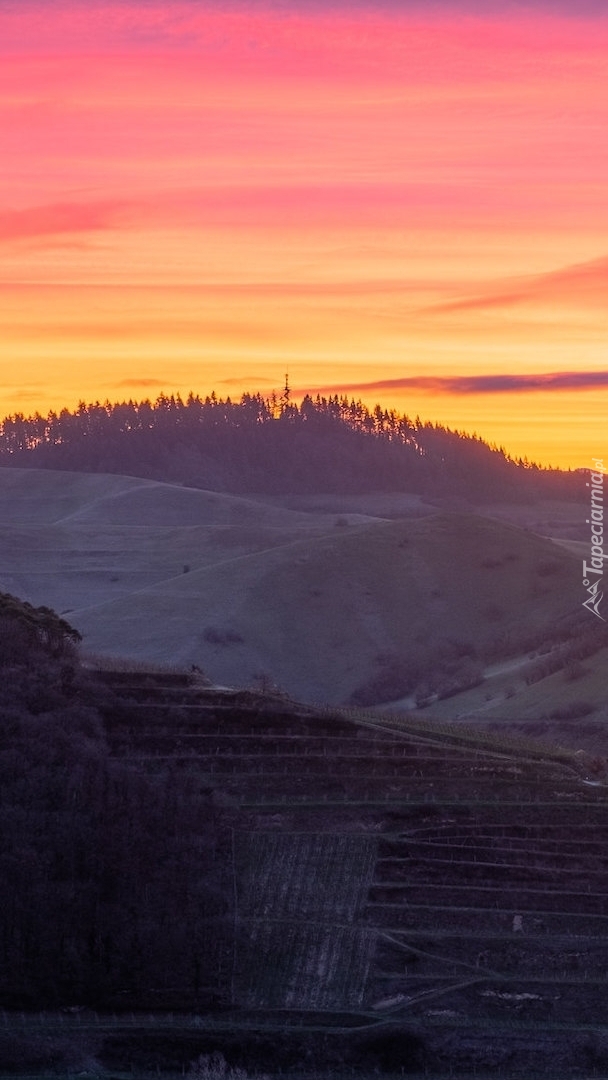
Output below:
[1,0,607,468]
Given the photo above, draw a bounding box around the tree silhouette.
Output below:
[0,389,578,502]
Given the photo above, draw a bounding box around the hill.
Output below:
[0,390,582,502]
[0,467,593,706]
[4,664,608,1077]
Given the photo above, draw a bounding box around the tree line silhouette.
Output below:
[0,390,579,500]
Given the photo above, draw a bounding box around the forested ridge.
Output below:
[0,390,580,500]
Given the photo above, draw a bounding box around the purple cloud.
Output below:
[300,370,608,396]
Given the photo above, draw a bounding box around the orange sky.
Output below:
[1,1,607,468]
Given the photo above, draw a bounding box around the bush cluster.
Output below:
[0,597,230,1010]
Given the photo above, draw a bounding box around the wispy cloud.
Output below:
[218,375,274,385]
[300,370,608,396]
[1,387,47,403]
[115,378,167,389]
[0,201,130,243]
[425,255,608,315]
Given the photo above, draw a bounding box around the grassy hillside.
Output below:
[0,465,369,612]
[0,468,587,705]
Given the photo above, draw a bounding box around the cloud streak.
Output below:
[0,201,130,243]
[115,378,167,389]
[424,256,608,315]
[301,370,608,396]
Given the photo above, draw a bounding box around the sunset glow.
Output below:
[2,1,608,468]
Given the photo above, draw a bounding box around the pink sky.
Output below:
[1,1,607,466]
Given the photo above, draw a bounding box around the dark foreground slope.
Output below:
[4,664,608,1078]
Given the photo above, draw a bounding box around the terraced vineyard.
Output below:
[88,669,608,1076]
[234,833,376,1009]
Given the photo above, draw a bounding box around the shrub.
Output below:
[350,655,422,706]
[563,660,587,682]
[0,593,81,661]
[435,659,484,700]
[414,687,435,708]
[187,1052,268,1080]
[525,649,569,684]
[549,700,594,720]
[354,641,482,706]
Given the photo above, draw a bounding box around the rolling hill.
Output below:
[0,467,590,706]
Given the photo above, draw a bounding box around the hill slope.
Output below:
[0,468,585,704]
